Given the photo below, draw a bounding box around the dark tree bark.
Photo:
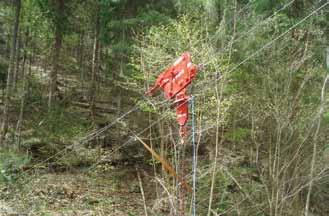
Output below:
[5,33,11,58]
[48,0,64,111]
[0,0,21,146]
[15,30,29,147]
[13,33,21,90]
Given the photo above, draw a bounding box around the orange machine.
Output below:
[146,52,198,137]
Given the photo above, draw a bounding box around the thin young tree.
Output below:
[12,32,21,90]
[15,30,29,148]
[304,47,329,216]
[89,4,101,122]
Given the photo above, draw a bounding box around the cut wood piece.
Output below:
[134,135,192,193]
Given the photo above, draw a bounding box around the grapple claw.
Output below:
[146,52,198,139]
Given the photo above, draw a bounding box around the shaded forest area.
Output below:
[0,0,329,215]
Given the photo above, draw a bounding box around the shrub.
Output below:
[0,150,30,185]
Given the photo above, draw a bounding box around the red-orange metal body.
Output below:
[146,52,198,137]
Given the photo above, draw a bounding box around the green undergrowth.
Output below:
[0,150,30,186]
[21,104,92,163]
[196,162,263,215]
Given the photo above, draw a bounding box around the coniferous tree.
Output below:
[0,0,21,145]
[48,0,65,111]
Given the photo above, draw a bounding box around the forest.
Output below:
[0,0,329,215]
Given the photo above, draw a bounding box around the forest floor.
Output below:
[0,64,165,216]
[0,165,159,216]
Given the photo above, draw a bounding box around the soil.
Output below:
[0,165,162,216]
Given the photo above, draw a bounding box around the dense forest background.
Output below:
[0,0,329,215]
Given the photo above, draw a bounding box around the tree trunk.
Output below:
[89,9,100,122]
[5,33,11,59]
[48,0,64,111]
[78,29,86,90]
[27,33,33,101]
[0,0,21,146]
[13,33,21,90]
[326,47,329,70]
[15,30,29,148]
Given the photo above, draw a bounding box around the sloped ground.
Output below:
[0,62,157,216]
[0,166,154,216]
